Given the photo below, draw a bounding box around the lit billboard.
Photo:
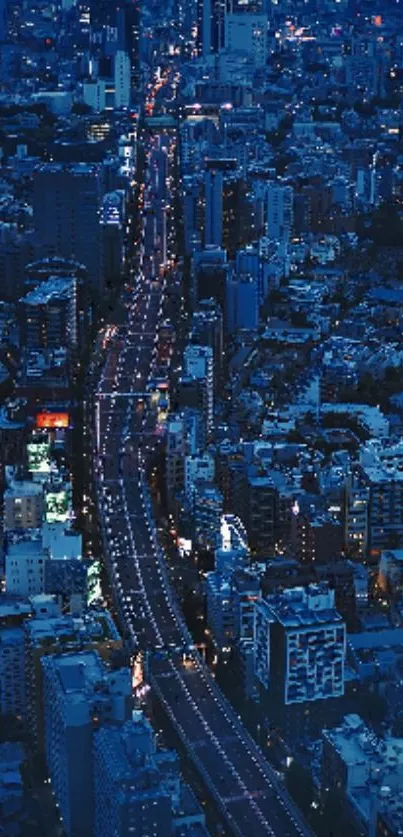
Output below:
[36,412,69,429]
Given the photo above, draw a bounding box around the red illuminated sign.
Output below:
[36,412,69,429]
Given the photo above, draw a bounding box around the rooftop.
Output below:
[20,277,74,307]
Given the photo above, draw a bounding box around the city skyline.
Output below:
[0,1,403,836]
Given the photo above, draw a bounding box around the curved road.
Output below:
[93,129,312,837]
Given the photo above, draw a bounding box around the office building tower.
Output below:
[42,525,86,616]
[116,0,140,96]
[114,50,131,108]
[235,246,260,283]
[224,13,268,68]
[192,246,229,309]
[266,182,294,246]
[0,0,7,42]
[244,475,279,555]
[185,453,215,502]
[206,573,235,650]
[100,191,126,293]
[194,483,223,550]
[360,441,403,557]
[93,715,173,837]
[254,584,345,734]
[33,164,105,301]
[24,258,89,344]
[89,0,117,27]
[204,159,239,252]
[191,299,224,392]
[0,627,26,718]
[25,601,122,755]
[205,168,223,248]
[166,410,205,511]
[321,714,403,837]
[226,271,259,333]
[232,569,261,643]
[183,345,214,433]
[292,511,343,565]
[206,517,255,651]
[19,278,79,352]
[166,415,187,509]
[177,377,208,441]
[197,0,225,56]
[42,651,132,837]
[183,175,203,255]
[356,166,378,206]
[379,549,403,598]
[6,538,47,598]
[4,479,44,531]
[83,79,107,112]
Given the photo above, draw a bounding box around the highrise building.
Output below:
[114,50,131,108]
[359,441,403,557]
[291,511,344,565]
[206,573,235,650]
[206,515,252,650]
[25,601,122,755]
[321,714,403,837]
[192,246,229,309]
[191,299,224,392]
[0,0,7,42]
[185,453,215,502]
[4,478,44,531]
[245,475,279,555]
[116,0,140,96]
[183,344,214,433]
[42,651,132,837]
[33,164,105,301]
[166,411,204,511]
[19,278,79,352]
[166,414,186,513]
[93,715,173,837]
[254,584,346,734]
[94,712,208,837]
[5,538,47,598]
[226,271,259,333]
[224,12,268,68]
[0,627,26,719]
[194,483,223,550]
[197,0,226,56]
[204,158,239,251]
[204,168,223,247]
[183,175,203,255]
[266,182,294,247]
[100,191,126,294]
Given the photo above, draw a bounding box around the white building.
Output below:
[6,539,47,597]
[83,79,107,112]
[185,453,215,501]
[322,714,403,834]
[254,584,346,703]
[4,478,43,530]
